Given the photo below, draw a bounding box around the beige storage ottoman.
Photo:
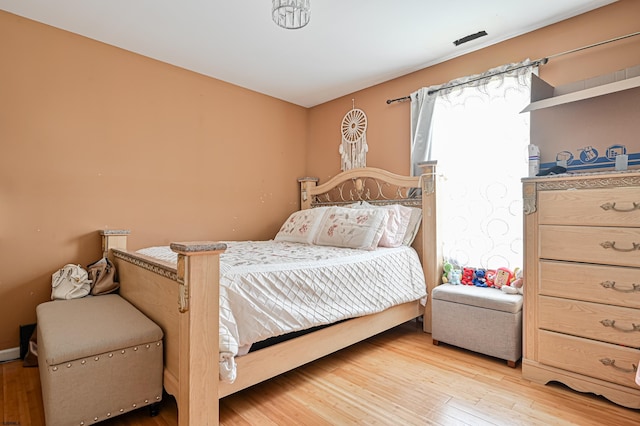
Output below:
[36,294,164,425]
[432,283,523,367]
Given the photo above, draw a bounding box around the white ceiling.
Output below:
[0,0,617,107]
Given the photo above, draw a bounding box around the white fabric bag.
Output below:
[51,264,92,300]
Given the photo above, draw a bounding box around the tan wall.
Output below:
[307,0,640,179]
[0,12,308,350]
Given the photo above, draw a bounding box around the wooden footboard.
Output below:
[100,164,440,426]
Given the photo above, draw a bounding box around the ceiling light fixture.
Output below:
[272,0,310,29]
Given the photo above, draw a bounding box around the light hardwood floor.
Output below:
[3,322,639,425]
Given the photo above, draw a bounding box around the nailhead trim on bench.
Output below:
[77,395,163,425]
[49,342,162,372]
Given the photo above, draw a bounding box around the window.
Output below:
[411,62,532,271]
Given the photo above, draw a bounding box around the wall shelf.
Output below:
[522,75,640,112]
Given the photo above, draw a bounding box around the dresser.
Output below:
[522,170,640,408]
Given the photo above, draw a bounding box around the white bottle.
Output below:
[528,144,540,177]
[615,154,628,171]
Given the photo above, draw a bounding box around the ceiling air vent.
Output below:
[453,30,488,46]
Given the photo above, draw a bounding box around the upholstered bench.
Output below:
[431,283,523,367]
[36,294,164,425]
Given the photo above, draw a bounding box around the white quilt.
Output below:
[137,241,426,383]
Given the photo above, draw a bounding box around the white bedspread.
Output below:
[137,241,426,383]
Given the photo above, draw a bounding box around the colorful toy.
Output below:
[502,267,524,295]
[449,268,462,285]
[442,261,453,284]
[473,269,488,287]
[485,269,496,287]
[493,267,513,289]
[461,267,474,285]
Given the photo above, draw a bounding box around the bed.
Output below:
[99,164,440,426]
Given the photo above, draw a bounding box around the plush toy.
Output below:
[461,267,475,285]
[473,269,488,287]
[449,268,462,285]
[493,267,513,289]
[442,261,453,284]
[485,269,496,287]
[502,268,523,295]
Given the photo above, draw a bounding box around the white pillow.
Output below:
[314,206,388,250]
[379,204,413,247]
[402,207,422,246]
[349,202,416,248]
[274,207,329,244]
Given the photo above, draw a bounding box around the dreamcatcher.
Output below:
[339,102,368,171]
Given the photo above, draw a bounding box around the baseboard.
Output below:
[0,347,20,363]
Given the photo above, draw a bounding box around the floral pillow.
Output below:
[274,207,329,244]
[314,206,388,250]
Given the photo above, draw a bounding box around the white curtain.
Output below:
[411,60,533,271]
[409,87,438,177]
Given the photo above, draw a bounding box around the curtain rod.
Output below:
[386,30,640,105]
[385,59,546,104]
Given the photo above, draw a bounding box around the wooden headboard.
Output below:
[298,164,440,332]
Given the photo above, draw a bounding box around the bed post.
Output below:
[418,161,440,333]
[298,177,319,209]
[100,230,130,260]
[169,241,226,426]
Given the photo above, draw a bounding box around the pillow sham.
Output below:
[379,204,413,247]
[274,207,329,244]
[349,202,416,247]
[314,206,388,250]
[402,207,422,246]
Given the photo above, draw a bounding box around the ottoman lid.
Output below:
[432,284,523,314]
[36,294,163,366]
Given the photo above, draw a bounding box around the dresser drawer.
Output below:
[539,261,640,309]
[539,296,640,347]
[538,187,640,227]
[538,330,640,389]
[539,225,640,267]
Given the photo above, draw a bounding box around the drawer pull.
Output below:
[599,358,638,374]
[600,202,640,212]
[600,319,640,332]
[600,281,640,293]
[600,241,640,252]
